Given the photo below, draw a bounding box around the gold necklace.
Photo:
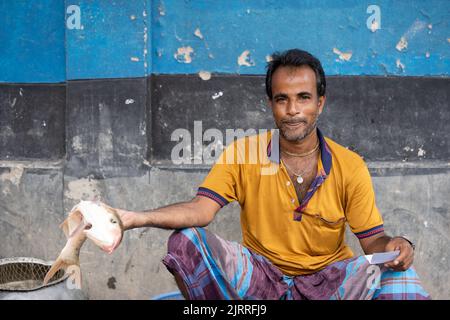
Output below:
[282,159,315,184]
[281,141,320,158]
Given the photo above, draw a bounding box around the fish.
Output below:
[43,200,124,286]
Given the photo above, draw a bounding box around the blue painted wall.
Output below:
[66,0,149,80]
[0,0,65,83]
[152,0,449,76]
[0,0,449,83]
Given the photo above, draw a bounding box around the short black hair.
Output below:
[265,49,326,99]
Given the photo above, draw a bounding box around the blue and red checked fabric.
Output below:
[163,228,431,300]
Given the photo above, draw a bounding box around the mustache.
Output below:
[281,118,307,125]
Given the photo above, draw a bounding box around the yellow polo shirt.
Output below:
[197,129,384,276]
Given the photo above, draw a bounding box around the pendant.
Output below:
[296,176,304,184]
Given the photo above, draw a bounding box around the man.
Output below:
[114,49,430,300]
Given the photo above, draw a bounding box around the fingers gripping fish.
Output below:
[43,201,124,286]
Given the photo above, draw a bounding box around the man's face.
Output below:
[269,65,325,142]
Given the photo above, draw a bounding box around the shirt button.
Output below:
[286,181,291,186]
[291,198,296,203]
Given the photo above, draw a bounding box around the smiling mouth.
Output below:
[283,122,305,128]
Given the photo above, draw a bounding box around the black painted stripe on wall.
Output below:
[1,76,448,178]
[0,83,65,160]
[151,75,449,163]
[65,78,149,178]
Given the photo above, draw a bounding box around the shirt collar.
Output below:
[267,128,332,176]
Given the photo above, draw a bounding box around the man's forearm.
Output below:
[364,235,392,254]
[122,199,214,230]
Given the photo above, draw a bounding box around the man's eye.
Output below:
[110,218,117,224]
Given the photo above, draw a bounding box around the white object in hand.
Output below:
[365,250,400,265]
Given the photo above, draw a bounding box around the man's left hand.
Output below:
[384,237,414,271]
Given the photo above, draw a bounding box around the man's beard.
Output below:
[276,112,320,142]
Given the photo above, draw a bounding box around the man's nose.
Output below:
[286,100,299,116]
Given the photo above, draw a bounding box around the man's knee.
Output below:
[167,227,202,254]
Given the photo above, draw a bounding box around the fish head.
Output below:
[80,201,124,254]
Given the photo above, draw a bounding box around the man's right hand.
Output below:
[116,208,139,231]
[99,200,139,231]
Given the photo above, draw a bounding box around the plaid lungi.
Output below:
[162,227,431,300]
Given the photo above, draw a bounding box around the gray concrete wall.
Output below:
[1,160,449,299]
[1,76,449,300]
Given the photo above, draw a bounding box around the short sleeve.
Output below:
[345,164,384,239]
[196,142,242,207]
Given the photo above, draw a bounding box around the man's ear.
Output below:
[318,95,326,115]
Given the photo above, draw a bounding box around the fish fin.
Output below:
[62,208,84,238]
[60,220,70,238]
[67,219,88,238]
[68,207,83,224]
[43,258,69,285]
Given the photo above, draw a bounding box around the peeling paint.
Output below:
[404,146,414,152]
[396,37,408,51]
[142,159,151,167]
[238,50,255,66]
[396,59,405,72]
[158,3,165,16]
[198,71,211,81]
[125,98,135,104]
[130,57,140,62]
[0,165,24,186]
[143,24,148,75]
[212,91,223,100]
[174,46,194,63]
[332,48,352,61]
[265,55,273,62]
[370,20,380,33]
[194,28,204,40]
[426,52,430,58]
[193,28,214,60]
[396,58,405,70]
[130,15,136,20]
[418,147,426,157]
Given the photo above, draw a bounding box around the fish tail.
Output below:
[43,257,71,285]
